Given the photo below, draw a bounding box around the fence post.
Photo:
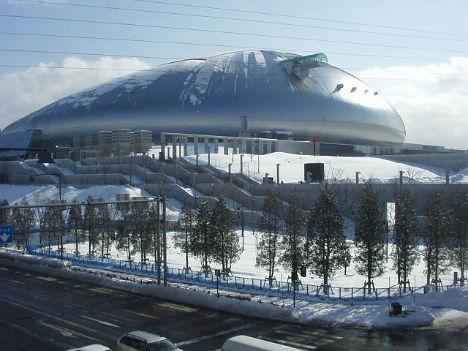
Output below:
[351,287,354,300]
[339,287,341,300]
[251,278,254,289]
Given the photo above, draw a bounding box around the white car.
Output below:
[117,331,182,351]
[67,345,113,351]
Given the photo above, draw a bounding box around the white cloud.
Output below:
[357,56,468,149]
[0,56,151,130]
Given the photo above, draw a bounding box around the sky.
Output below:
[0,0,467,148]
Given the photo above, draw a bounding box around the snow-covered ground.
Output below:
[0,184,149,205]
[61,229,456,289]
[186,151,459,184]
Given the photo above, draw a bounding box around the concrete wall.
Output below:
[380,152,468,172]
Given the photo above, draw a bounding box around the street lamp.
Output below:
[29,173,62,200]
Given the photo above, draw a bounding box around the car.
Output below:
[222,335,304,351]
[66,344,113,351]
[117,331,182,351]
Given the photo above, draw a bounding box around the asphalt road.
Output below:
[0,265,466,351]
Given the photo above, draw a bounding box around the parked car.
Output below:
[67,344,113,351]
[222,335,304,351]
[117,331,181,351]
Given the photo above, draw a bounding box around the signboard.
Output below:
[0,225,13,244]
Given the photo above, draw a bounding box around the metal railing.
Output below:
[29,248,455,303]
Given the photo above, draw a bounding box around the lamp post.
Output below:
[30,173,62,200]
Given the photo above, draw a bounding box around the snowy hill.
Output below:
[186,151,456,184]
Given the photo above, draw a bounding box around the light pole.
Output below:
[30,173,62,200]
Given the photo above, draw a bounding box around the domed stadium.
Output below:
[3,50,406,144]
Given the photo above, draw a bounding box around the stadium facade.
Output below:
[3,50,406,145]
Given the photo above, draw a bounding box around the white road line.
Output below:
[274,329,341,342]
[40,320,103,342]
[268,338,317,350]
[39,321,76,337]
[80,315,121,328]
[122,309,160,320]
[156,301,198,313]
[176,324,254,346]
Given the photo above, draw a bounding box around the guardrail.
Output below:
[29,248,455,303]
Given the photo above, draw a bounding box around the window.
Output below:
[149,339,179,351]
[120,336,150,351]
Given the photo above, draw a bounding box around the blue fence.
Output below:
[29,248,449,302]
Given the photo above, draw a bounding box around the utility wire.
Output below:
[0,31,455,62]
[11,0,464,43]
[1,64,466,82]
[0,48,459,76]
[129,0,468,38]
[1,14,467,55]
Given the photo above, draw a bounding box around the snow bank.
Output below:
[1,249,466,329]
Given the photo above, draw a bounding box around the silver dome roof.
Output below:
[4,50,405,144]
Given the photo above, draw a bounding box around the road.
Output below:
[0,265,466,351]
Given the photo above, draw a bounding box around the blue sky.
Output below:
[1,0,467,147]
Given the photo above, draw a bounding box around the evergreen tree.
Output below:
[279,197,305,285]
[191,201,214,271]
[131,200,152,263]
[392,190,419,292]
[211,196,240,272]
[354,184,386,293]
[11,200,35,250]
[423,193,450,286]
[83,198,98,256]
[115,202,133,262]
[256,191,281,285]
[449,194,468,286]
[306,191,349,287]
[96,203,114,258]
[0,200,9,225]
[67,200,84,255]
[173,202,194,271]
[40,203,65,253]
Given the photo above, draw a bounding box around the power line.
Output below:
[11,0,464,43]
[0,31,454,62]
[0,48,182,61]
[0,48,460,76]
[2,14,467,55]
[1,64,466,82]
[129,0,468,38]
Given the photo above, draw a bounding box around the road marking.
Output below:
[39,320,103,342]
[156,301,197,313]
[0,315,74,350]
[36,275,57,282]
[11,279,25,285]
[81,315,121,328]
[0,293,114,339]
[176,324,254,346]
[272,339,317,350]
[122,309,160,320]
[274,329,341,342]
[39,321,76,337]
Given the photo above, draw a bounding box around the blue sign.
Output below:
[0,225,13,244]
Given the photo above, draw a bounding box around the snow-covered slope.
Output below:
[186,151,449,184]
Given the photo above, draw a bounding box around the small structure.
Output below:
[304,163,325,183]
[0,129,54,161]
